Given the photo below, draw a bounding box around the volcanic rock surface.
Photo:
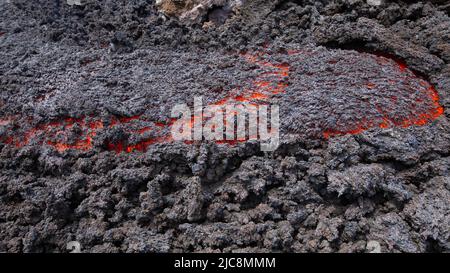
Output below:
[0,0,449,253]
[155,0,243,25]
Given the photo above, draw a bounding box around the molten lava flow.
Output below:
[0,114,171,153]
[211,51,290,107]
[322,54,444,139]
[96,116,173,153]
[171,51,290,148]
[0,48,445,153]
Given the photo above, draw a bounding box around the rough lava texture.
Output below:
[0,0,449,253]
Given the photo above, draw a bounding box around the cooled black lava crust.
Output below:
[0,0,449,253]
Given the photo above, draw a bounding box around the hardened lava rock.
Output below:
[0,0,449,253]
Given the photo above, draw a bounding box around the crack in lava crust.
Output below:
[0,48,445,153]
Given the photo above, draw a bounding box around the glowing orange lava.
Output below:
[0,48,445,153]
[322,55,444,139]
